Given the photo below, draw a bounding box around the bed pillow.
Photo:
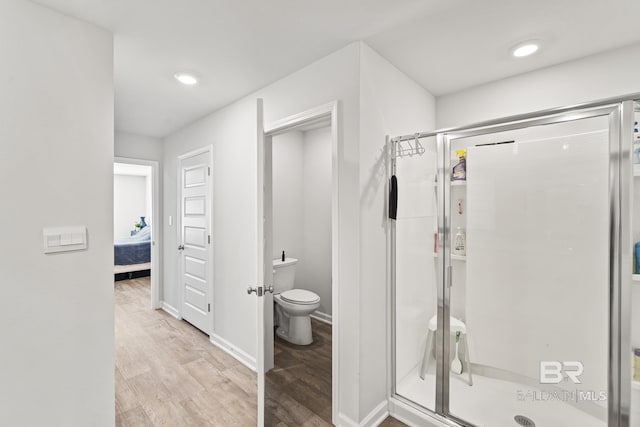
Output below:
[131,226,151,241]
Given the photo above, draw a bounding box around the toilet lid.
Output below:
[280,289,320,305]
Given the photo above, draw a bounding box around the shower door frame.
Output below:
[389,97,636,427]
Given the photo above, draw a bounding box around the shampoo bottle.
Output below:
[453,227,466,256]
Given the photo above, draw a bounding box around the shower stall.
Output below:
[389,96,640,427]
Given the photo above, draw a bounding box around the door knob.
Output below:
[178,245,185,251]
[265,286,274,294]
[247,286,265,296]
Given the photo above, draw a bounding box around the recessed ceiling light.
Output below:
[174,72,199,85]
[511,41,540,58]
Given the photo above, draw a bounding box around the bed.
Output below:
[114,226,151,274]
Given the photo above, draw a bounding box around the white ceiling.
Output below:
[366,0,640,96]
[33,0,640,138]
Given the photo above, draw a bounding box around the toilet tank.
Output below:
[272,257,298,293]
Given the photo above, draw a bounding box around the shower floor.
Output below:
[396,366,606,427]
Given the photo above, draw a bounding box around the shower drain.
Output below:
[514,415,535,427]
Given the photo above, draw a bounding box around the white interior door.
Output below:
[255,98,275,426]
[178,148,213,334]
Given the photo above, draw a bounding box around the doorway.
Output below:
[255,101,340,425]
[268,123,333,423]
[113,157,160,308]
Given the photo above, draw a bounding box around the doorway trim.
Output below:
[114,156,161,310]
[262,100,341,424]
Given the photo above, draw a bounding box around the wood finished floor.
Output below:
[115,277,406,426]
[266,319,332,425]
[115,277,257,426]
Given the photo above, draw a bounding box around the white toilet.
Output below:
[272,257,320,345]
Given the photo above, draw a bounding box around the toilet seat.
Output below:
[280,289,320,305]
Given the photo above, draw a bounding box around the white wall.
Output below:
[272,128,333,316]
[301,127,333,316]
[114,174,148,239]
[115,131,163,162]
[272,131,304,261]
[359,43,436,416]
[437,43,640,129]
[0,1,114,426]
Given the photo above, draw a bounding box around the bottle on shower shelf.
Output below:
[452,149,466,181]
[453,227,466,256]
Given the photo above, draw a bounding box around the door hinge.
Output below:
[208,235,211,244]
[208,303,211,312]
[208,167,211,176]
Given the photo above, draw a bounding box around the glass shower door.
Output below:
[443,111,617,427]
[392,135,440,411]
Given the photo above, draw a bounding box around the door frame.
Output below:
[176,146,214,332]
[257,100,341,425]
[114,157,161,309]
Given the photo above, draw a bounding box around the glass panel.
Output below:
[631,100,640,426]
[447,116,610,427]
[394,136,439,411]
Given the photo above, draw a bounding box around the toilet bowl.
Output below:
[274,289,320,345]
[272,258,321,345]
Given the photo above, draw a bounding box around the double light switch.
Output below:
[43,226,87,253]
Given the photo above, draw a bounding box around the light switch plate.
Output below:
[43,226,87,253]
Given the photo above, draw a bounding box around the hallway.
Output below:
[115,277,406,426]
[115,277,257,426]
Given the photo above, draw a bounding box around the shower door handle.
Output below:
[447,265,453,288]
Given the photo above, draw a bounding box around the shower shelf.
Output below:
[431,253,466,261]
[432,181,467,187]
[632,274,640,282]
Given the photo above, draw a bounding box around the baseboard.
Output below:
[160,301,181,320]
[210,332,257,372]
[388,397,448,427]
[337,413,358,427]
[310,311,332,325]
[337,401,389,427]
[361,400,389,427]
